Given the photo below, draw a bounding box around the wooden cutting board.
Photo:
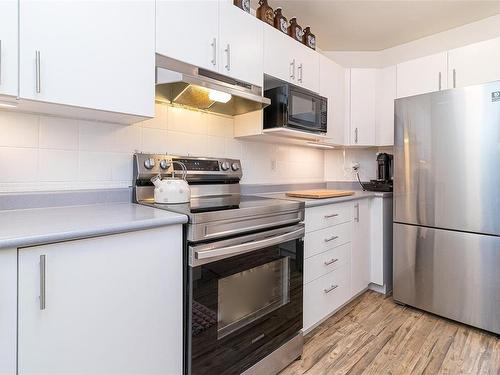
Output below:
[286,189,355,199]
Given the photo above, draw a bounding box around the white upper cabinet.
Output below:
[19,0,155,118]
[320,55,346,144]
[263,24,319,92]
[219,3,263,86]
[349,69,376,146]
[375,65,396,146]
[156,0,219,72]
[0,0,18,97]
[396,52,447,98]
[448,37,500,89]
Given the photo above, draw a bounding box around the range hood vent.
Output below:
[155,54,270,116]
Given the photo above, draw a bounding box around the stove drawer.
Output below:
[305,203,353,233]
[304,242,350,284]
[304,222,351,259]
[303,264,349,332]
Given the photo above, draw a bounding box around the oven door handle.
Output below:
[192,226,304,263]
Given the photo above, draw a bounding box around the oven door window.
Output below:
[189,238,303,375]
[288,89,320,130]
[218,257,290,339]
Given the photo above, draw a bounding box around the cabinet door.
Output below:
[351,200,370,296]
[0,249,16,375]
[18,227,183,375]
[19,0,155,117]
[156,0,219,72]
[320,55,346,145]
[297,45,320,92]
[448,37,500,89]
[350,69,376,146]
[396,52,447,98]
[375,65,397,146]
[219,3,263,86]
[263,24,296,84]
[0,0,17,97]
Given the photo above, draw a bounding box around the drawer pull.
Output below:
[324,284,338,294]
[324,258,339,266]
[324,235,339,242]
[324,213,339,218]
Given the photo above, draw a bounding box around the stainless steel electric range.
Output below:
[133,153,305,375]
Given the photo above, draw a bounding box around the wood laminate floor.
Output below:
[281,291,499,375]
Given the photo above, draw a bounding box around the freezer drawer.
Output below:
[393,223,500,334]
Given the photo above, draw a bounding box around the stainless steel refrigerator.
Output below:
[394,81,500,335]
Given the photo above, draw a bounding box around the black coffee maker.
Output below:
[362,153,393,192]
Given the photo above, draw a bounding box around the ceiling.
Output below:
[262,1,500,51]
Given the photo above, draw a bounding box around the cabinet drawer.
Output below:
[304,242,350,284]
[305,203,352,233]
[304,221,352,259]
[303,265,350,331]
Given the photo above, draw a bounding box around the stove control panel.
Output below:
[133,153,243,182]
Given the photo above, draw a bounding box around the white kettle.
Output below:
[150,161,191,204]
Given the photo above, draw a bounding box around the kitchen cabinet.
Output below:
[0,0,18,98]
[218,3,263,86]
[157,1,263,86]
[263,24,319,92]
[375,65,397,146]
[370,196,393,294]
[19,0,155,118]
[156,0,219,72]
[0,249,16,375]
[448,37,500,89]
[396,52,447,98]
[351,199,371,296]
[320,55,347,145]
[18,226,183,375]
[349,69,376,146]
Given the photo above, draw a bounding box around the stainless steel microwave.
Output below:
[263,82,327,134]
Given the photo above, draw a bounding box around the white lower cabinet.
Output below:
[17,226,183,375]
[303,200,372,332]
[351,199,371,296]
[0,248,16,375]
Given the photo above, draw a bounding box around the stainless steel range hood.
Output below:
[155,54,270,116]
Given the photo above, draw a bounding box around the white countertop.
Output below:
[256,190,392,208]
[0,203,187,249]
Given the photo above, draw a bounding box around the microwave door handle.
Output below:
[193,227,304,261]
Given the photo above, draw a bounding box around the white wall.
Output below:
[325,13,500,68]
[0,104,323,192]
[324,147,392,182]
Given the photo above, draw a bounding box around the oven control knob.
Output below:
[159,159,169,170]
[221,161,230,171]
[144,158,155,170]
[231,162,240,171]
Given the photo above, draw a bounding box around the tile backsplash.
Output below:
[0,104,324,192]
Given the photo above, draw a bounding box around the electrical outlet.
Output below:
[271,160,277,171]
[352,162,360,171]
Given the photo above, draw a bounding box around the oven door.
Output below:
[287,87,326,133]
[187,224,304,375]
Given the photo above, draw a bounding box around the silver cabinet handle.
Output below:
[324,235,339,242]
[438,72,442,91]
[453,69,456,88]
[324,213,339,218]
[324,284,338,294]
[224,44,231,71]
[290,59,295,80]
[39,254,46,310]
[298,63,303,83]
[35,50,41,93]
[354,127,359,144]
[354,203,360,222]
[211,38,217,66]
[324,258,339,266]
